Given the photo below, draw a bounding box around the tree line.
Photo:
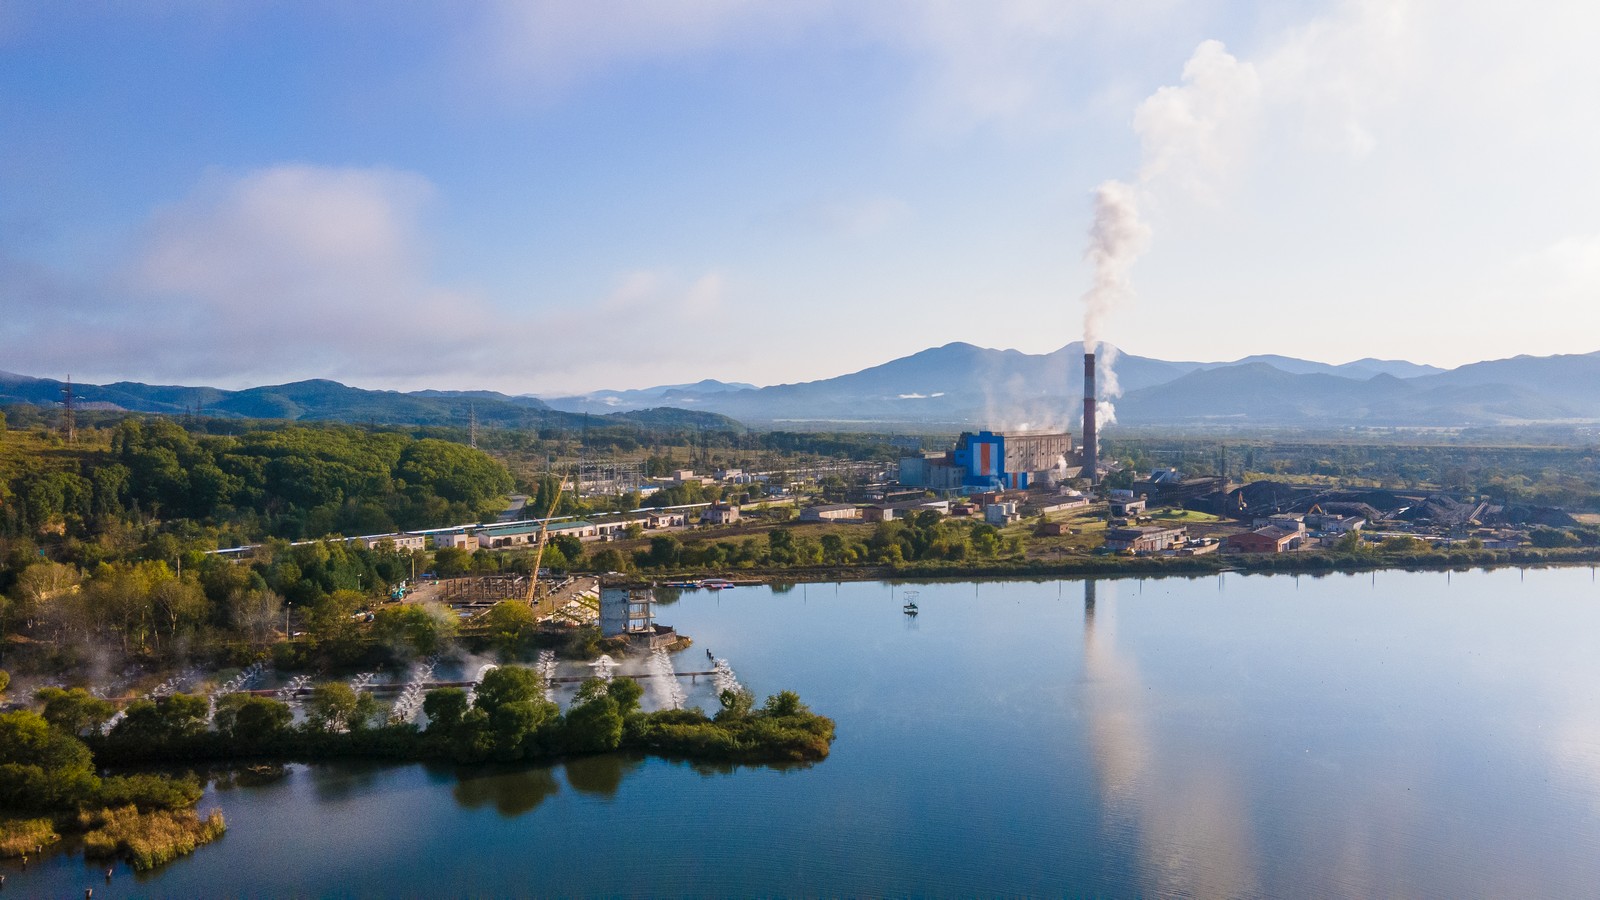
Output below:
[2,417,513,544]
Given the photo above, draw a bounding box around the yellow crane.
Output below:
[524,470,570,612]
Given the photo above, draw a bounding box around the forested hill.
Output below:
[0,417,515,544]
[0,372,741,432]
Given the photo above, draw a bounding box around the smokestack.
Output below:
[1083,351,1098,485]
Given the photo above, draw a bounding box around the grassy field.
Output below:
[1150,508,1223,523]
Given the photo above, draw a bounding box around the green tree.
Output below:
[473,666,555,760]
[767,529,796,565]
[602,677,643,718]
[350,691,382,731]
[647,536,682,569]
[307,589,365,646]
[481,601,536,655]
[473,666,545,716]
[762,690,806,718]
[423,687,470,731]
[432,546,473,578]
[307,682,360,732]
[590,547,630,573]
[715,687,755,722]
[213,694,292,744]
[35,687,115,736]
[563,691,622,753]
[110,693,210,744]
[551,533,584,566]
[372,602,457,657]
[819,533,847,565]
[0,710,100,809]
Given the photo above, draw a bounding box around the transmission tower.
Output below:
[61,375,76,443]
[469,401,478,449]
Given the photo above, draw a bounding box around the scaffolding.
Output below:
[438,574,529,607]
[576,457,646,498]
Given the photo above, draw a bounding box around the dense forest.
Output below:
[0,407,901,671]
[1,415,514,545]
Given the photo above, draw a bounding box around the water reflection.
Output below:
[1081,578,1259,897]
[452,764,561,816]
[210,763,290,793]
[563,753,645,797]
[308,761,386,802]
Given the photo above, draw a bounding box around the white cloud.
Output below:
[456,0,1176,130]
[1133,38,1261,196]
[0,164,745,393]
[118,164,510,385]
[464,0,824,101]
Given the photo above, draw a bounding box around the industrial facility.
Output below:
[893,349,1118,493]
[899,430,1076,492]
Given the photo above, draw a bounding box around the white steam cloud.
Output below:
[1080,39,1261,424]
[1081,181,1149,355]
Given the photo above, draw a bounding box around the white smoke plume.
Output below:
[1081,181,1149,354]
[1096,343,1123,428]
[1080,39,1260,420]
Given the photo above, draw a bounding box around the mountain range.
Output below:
[6,343,1599,430]
[0,372,741,432]
[542,343,1600,428]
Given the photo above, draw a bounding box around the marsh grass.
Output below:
[79,805,226,871]
[0,816,60,857]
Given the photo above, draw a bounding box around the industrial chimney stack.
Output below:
[1082,352,1097,485]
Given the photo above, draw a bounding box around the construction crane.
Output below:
[524,470,570,611]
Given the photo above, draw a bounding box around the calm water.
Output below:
[14,567,1600,897]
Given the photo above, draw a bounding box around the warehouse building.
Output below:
[1104,525,1188,553]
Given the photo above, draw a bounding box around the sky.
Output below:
[2,0,1599,395]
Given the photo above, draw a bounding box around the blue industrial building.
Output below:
[950,430,1074,491]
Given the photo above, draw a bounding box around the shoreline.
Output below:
[644,546,1600,587]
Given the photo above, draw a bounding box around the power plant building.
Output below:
[902,430,1074,491]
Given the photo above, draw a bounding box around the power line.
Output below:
[61,374,76,443]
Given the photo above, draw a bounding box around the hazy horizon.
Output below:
[8,338,1591,400]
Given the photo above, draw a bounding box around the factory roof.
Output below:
[805,503,858,512]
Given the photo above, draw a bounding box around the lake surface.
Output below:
[14,567,1600,897]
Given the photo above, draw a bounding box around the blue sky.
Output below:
[3,1,1598,394]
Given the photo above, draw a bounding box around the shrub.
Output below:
[96,773,205,811]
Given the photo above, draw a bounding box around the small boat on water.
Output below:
[702,578,736,590]
[903,589,920,615]
[663,580,701,589]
